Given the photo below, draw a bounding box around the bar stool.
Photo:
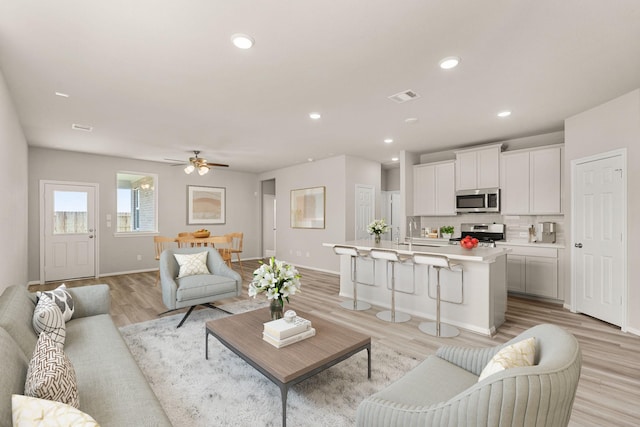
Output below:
[369,248,412,323]
[333,245,372,311]
[413,253,463,337]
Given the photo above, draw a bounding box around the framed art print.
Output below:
[187,186,226,225]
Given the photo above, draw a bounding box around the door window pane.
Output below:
[116,172,157,233]
[54,191,88,234]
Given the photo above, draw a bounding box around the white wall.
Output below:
[0,69,29,292]
[259,155,381,273]
[564,88,640,333]
[27,147,260,281]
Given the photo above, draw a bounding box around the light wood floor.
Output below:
[32,260,640,427]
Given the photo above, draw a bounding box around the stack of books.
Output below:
[262,316,315,348]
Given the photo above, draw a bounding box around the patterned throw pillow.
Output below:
[12,395,99,427]
[24,332,80,408]
[174,251,210,278]
[478,336,536,382]
[32,293,66,348]
[37,283,75,321]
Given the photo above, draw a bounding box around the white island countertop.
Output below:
[324,239,510,263]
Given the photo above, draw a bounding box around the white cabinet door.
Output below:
[525,256,558,299]
[456,151,477,190]
[501,151,530,214]
[477,146,501,188]
[413,164,436,216]
[414,161,455,216]
[435,161,456,215]
[530,146,562,214]
[506,255,526,293]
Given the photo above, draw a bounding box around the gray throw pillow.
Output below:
[37,283,74,322]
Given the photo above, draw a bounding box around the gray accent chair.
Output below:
[356,323,582,426]
[160,246,242,327]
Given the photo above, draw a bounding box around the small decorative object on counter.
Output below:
[460,235,478,249]
[367,219,389,244]
[440,226,454,239]
[249,257,301,320]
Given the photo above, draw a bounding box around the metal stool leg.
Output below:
[376,259,411,323]
[419,266,460,337]
[340,254,371,311]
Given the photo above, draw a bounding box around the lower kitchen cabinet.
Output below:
[504,246,558,299]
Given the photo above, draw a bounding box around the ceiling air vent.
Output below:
[387,90,421,104]
[71,123,93,132]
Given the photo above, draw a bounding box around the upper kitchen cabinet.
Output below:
[501,145,563,215]
[413,160,456,216]
[455,143,502,190]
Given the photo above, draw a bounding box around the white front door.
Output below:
[572,151,626,327]
[355,185,375,240]
[41,182,98,282]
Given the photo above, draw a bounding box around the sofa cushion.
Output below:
[12,395,99,427]
[65,314,171,426]
[176,274,238,302]
[0,285,38,359]
[37,283,75,321]
[32,294,66,348]
[0,329,29,427]
[174,251,210,278]
[478,336,536,381]
[369,355,479,407]
[24,332,79,408]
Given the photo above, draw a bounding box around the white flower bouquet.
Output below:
[367,219,389,236]
[249,257,301,307]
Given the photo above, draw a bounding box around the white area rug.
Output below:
[120,301,420,427]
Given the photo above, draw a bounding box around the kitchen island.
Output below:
[324,240,509,336]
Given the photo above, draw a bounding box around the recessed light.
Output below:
[309,112,321,120]
[384,138,393,144]
[391,157,399,162]
[55,92,69,98]
[231,33,254,49]
[307,158,314,162]
[439,56,460,69]
[404,117,419,124]
[497,110,512,118]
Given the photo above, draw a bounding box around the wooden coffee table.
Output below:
[205,307,371,427]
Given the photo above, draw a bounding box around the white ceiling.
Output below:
[1,0,639,173]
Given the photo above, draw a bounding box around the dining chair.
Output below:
[154,236,177,286]
[207,235,233,269]
[226,232,244,275]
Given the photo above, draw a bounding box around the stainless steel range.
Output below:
[449,223,505,248]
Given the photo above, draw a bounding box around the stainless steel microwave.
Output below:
[455,188,500,213]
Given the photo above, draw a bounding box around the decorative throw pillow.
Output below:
[478,336,536,382]
[24,332,80,408]
[32,293,66,348]
[12,395,99,427]
[37,283,75,321]
[174,251,210,278]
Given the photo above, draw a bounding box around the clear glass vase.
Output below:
[374,234,381,244]
[270,299,284,320]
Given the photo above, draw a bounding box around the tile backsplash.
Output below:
[415,213,564,244]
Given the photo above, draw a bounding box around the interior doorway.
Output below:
[262,179,276,258]
[40,180,99,283]
[355,184,375,240]
[571,149,627,329]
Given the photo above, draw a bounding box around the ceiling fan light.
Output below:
[198,166,209,175]
[184,165,195,174]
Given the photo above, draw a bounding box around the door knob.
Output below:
[574,243,583,248]
[89,235,94,239]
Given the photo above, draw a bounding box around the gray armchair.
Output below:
[160,247,242,327]
[356,324,582,426]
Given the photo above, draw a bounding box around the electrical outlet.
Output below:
[306,252,310,257]
[136,255,142,261]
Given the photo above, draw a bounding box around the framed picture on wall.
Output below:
[290,186,325,229]
[187,185,226,225]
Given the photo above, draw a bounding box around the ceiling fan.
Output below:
[167,151,229,175]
